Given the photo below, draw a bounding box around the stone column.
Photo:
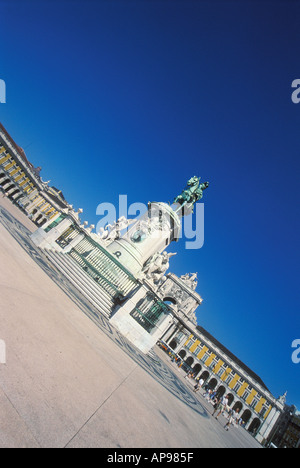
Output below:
[256,406,281,445]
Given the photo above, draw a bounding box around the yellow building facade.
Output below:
[0,123,69,227]
[166,327,281,439]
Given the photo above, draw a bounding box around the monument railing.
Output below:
[130,308,158,334]
[68,235,138,301]
[130,296,171,334]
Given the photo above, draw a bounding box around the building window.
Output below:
[234,382,241,393]
[260,407,267,417]
[186,338,196,350]
[176,332,185,342]
[2,158,12,168]
[250,398,259,409]
[225,375,233,385]
[209,359,218,370]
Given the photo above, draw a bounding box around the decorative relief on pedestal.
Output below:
[157,273,202,326]
[142,251,177,286]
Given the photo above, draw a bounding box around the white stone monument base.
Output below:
[110,285,173,354]
[30,227,63,251]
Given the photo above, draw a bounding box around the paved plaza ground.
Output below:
[0,197,261,448]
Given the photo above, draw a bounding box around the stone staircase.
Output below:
[44,249,114,318]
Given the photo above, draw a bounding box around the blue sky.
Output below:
[1,0,299,407]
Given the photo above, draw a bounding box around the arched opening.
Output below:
[193,363,202,377]
[5,183,15,193]
[35,214,43,224]
[232,401,243,413]
[39,218,47,227]
[178,349,186,359]
[241,409,252,425]
[181,355,194,374]
[163,297,177,305]
[199,371,209,384]
[169,340,177,350]
[216,385,226,399]
[9,189,20,199]
[185,356,193,366]
[185,356,194,367]
[227,394,235,406]
[248,418,261,435]
[207,378,217,390]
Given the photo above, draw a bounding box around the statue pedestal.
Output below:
[30,217,74,251]
[110,281,173,354]
[106,202,180,278]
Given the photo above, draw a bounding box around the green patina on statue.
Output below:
[174,176,209,214]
